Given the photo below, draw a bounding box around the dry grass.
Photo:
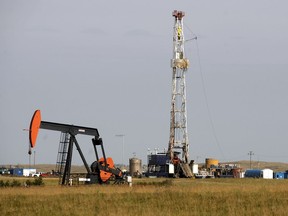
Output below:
[1,177,288,215]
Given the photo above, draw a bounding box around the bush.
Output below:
[33,176,44,186]
[24,177,44,187]
[11,179,21,187]
[0,180,11,187]
[0,178,44,188]
[25,179,32,187]
[4,180,10,187]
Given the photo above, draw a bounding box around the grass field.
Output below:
[1,176,288,216]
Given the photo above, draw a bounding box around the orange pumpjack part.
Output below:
[99,157,114,182]
[29,110,41,148]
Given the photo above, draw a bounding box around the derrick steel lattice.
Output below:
[168,10,190,164]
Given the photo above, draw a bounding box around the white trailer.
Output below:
[23,168,36,177]
[262,169,273,179]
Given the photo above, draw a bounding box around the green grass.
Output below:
[1,177,288,215]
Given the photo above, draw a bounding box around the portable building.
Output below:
[10,168,23,176]
[274,172,285,179]
[245,169,273,179]
[262,169,273,179]
[23,169,36,177]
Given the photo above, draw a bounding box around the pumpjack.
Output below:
[29,110,124,185]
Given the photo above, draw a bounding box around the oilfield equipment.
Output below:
[167,10,193,178]
[196,158,243,179]
[145,10,193,178]
[129,158,142,177]
[28,110,125,185]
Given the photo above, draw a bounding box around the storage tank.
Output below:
[205,158,219,169]
[129,158,142,177]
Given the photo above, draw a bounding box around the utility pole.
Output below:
[248,151,254,169]
[34,151,36,167]
[115,134,125,167]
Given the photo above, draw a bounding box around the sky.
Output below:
[1,0,288,166]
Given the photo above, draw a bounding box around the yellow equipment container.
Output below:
[205,158,219,169]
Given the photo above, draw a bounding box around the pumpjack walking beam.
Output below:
[42,121,100,169]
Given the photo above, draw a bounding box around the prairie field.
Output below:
[1,177,288,216]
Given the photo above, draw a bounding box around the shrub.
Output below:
[25,179,32,187]
[33,176,44,186]
[4,180,10,187]
[11,179,21,187]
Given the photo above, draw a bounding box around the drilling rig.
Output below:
[168,10,193,178]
